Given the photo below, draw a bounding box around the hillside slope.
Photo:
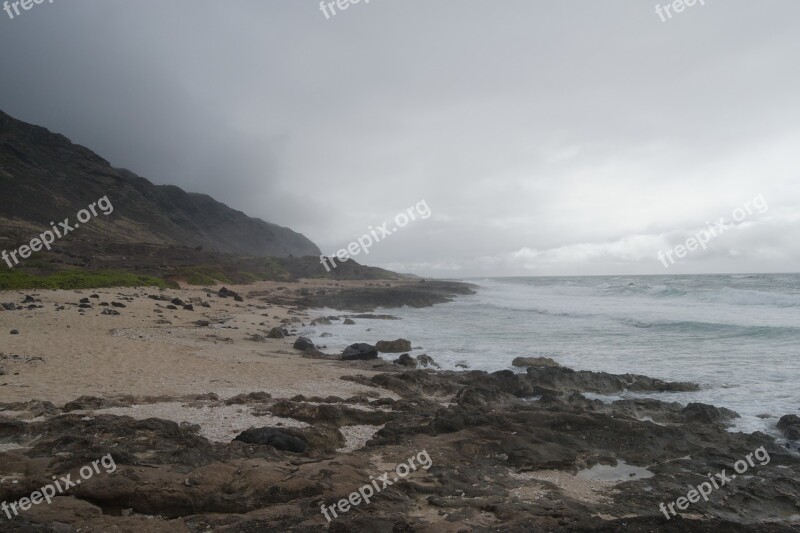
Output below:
[0,110,319,257]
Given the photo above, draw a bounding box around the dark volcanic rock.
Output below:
[376,338,412,353]
[342,343,378,361]
[512,356,560,368]
[1,302,17,311]
[525,365,698,394]
[681,402,740,427]
[234,427,307,453]
[778,415,800,439]
[218,287,244,302]
[266,327,285,339]
[293,336,315,351]
[394,353,418,367]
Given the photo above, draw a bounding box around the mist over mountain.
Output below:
[0,110,320,258]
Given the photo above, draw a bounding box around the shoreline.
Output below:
[2,279,800,531]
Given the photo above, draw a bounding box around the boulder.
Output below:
[293,337,315,351]
[342,343,379,361]
[266,327,285,339]
[376,339,412,353]
[512,357,560,368]
[233,427,306,453]
[343,319,356,325]
[393,353,417,368]
[778,415,800,439]
[417,354,440,368]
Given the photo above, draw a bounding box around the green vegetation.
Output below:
[0,269,172,291]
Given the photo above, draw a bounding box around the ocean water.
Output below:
[306,274,800,436]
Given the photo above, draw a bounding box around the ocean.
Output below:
[307,273,800,437]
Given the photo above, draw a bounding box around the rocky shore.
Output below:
[1,279,799,532]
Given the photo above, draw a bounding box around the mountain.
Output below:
[0,110,320,257]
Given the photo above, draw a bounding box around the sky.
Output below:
[1,0,798,277]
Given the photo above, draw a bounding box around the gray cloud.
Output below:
[1,0,798,276]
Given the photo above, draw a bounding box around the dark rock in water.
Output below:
[247,334,266,342]
[512,356,560,368]
[183,304,194,311]
[166,305,178,310]
[1,302,17,311]
[266,327,285,339]
[111,302,126,308]
[778,415,800,439]
[79,297,90,304]
[342,343,378,361]
[394,353,417,367]
[417,354,440,368]
[22,295,35,303]
[233,427,306,453]
[524,365,698,394]
[376,339,411,353]
[218,287,244,302]
[102,309,121,316]
[293,337,315,351]
[343,318,356,325]
[90,294,100,299]
[99,302,110,306]
[681,403,740,427]
[194,320,210,327]
[78,303,93,309]
[455,361,470,369]
[320,332,333,338]
[171,298,185,306]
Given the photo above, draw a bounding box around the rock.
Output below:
[166,305,178,310]
[183,304,194,311]
[233,427,307,453]
[22,295,35,303]
[10,329,19,335]
[194,320,210,327]
[266,327,285,339]
[112,302,126,308]
[343,318,356,325]
[320,332,333,338]
[524,365,699,394]
[512,356,560,368]
[171,298,185,306]
[90,294,99,299]
[218,287,244,302]
[102,309,121,316]
[681,403,740,426]
[79,298,90,304]
[375,339,412,353]
[417,354,440,368]
[1,303,17,311]
[393,353,417,368]
[455,361,470,369]
[79,303,93,309]
[293,337,315,351]
[247,334,266,342]
[778,415,800,439]
[342,343,379,361]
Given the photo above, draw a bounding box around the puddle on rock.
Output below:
[577,460,654,482]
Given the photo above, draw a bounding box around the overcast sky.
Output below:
[1,1,798,277]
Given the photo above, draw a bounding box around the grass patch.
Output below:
[0,270,172,291]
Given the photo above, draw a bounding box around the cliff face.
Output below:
[0,111,320,257]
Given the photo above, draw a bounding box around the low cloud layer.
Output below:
[1,1,798,276]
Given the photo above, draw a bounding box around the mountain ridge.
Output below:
[0,110,320,258]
